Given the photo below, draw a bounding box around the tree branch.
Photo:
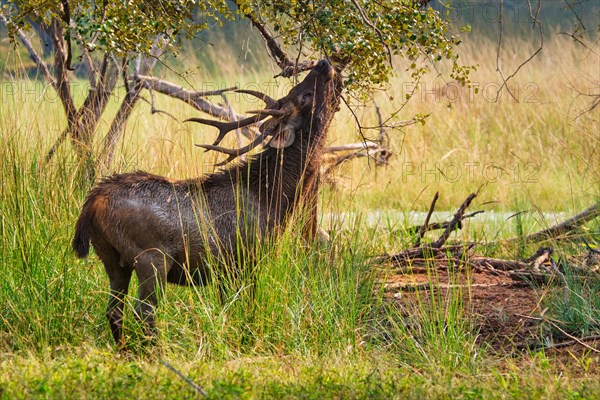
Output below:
[0,15,55,87]
[509,203,600,243]
[432,192,478,248]
[237,3,316,78]
[349,0,393,67]
[239,5,291,70]
[495,0,544,102]
[160,359,207,396]
[100,37,169,168]
[45,54,118,164]
[410,211,485,234]
[136,76,239,120]
[416,192,439,247]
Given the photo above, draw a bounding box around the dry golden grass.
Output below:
[333,35,599,212]
[2,35,598,213]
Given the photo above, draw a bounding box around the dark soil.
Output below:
[385,267,597,358]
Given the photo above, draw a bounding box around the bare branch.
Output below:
[323,141,383,153]
[141,92,179,122]
[432,192,477,248]
[495,0,544,102]
[373,99,388,146]
[235,3,317,78]
[101,37,172,168]
[416,192,439,247]
[45,55,118,163]
[322,142,391,175]
[563,0,586,31]
[136,76,240,120]
[410,211,485,234]
[557,31,596,53]
[517,314,600,354]
[524,334,600,352]
[238,4,291,70]
[511,203,600,243]
[45,129,69,163]
[137,35,168,75]
[0,15,56,87]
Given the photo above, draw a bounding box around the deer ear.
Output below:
[300,92,313,107]
[269,127,295,149]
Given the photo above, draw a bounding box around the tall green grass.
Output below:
[1,34,599,398]
[386,292,481,375]
[0,132,101,351]
[0,132,379,357]
[542,257,600,339]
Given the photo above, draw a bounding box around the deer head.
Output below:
[185,59,337,166]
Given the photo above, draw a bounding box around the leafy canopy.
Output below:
[3,0,470,92]
[238,0,470,91]
[2,0,232,54]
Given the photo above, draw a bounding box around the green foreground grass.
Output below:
[1,35,600,398]
[2,350,599,399]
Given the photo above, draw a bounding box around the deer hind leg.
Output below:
[133,252,170,340]
[99,248,133,348]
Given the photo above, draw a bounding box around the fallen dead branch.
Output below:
[377,193,600,353]
[410,211,484,237]
[415,191,439,247]
[531,335,600,352]
[505,203,600,244]
[388,281,526,292]
[322,141,391,175]
[432,193,477,248]
[376,192,596,284]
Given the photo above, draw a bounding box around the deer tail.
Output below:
[72,198,95,258]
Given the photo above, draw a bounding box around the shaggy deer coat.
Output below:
[72,59,341,345]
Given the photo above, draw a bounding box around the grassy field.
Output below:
[1,33,599,398]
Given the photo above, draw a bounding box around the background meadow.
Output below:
[1,12,599,398]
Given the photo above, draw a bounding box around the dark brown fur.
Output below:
[72,60,342,346]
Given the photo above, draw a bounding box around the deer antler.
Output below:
[235,89,278,109]
[196,130,272,166]
[192,105,293,166]
[186,89,281,147]
[187,84,300,165]
[185,114,268,146]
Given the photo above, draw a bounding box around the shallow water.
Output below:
[321,209,568,237]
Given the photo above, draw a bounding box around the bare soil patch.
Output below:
[385,266,600,372]
[385,268,542,350]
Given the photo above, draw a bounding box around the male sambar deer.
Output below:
[72,59,341,346]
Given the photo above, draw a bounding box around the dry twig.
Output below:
[516,314,600,354]
[415,191,439,247]
[160,359,208,396]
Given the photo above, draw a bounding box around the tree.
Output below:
[0,0,470,182]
